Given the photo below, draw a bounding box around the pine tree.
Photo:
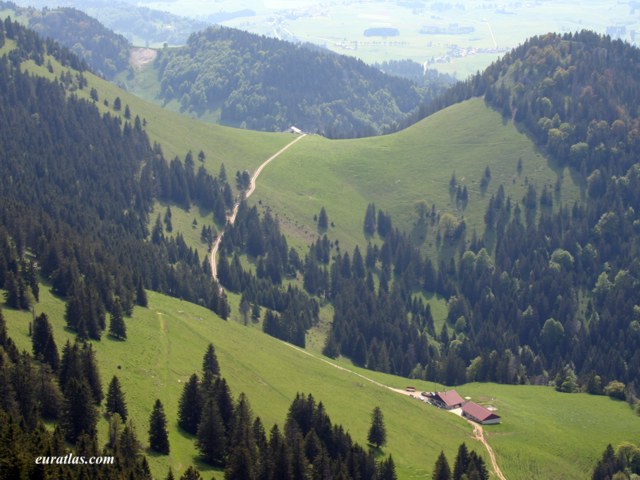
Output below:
[433,451,452,480]
[367,406,386,448]
[318,207,328,230]
[378,455,397,480]
[62,378,98,443]
[81,343,103,404]
[106,376,128,421]
[32,313,59,371]
[453,443,469,480]
[108,299,127,340]
[136,278,148,307]
[196,398,227,466]
[180,466,203,480]
[363,202,376,236]
[178,373,201,434]
[149,399,170,454]
[202,343,220,376]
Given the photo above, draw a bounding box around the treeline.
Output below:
[0,18,231,342]
[0,3,132,79]
[592,442,640,480]
[176,343,398,479]
[154,26,439,138]
[431,443,489,480]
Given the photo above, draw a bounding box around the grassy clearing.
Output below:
[150,201,218,260]
[326,365,640,480]
[4,285,639,479]
[252,97,582,257]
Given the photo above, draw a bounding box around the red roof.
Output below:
[435,390,464,407]
[462,401,500,421]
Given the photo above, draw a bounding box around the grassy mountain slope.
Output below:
[9,35,296,187]
[1,286,471,479]
[251,97,582,255]
[3,286,639,479]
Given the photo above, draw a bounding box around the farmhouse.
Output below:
[289,125,302,134]
[461,401,501,425]
[432,390,465,409]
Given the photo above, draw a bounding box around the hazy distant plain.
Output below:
[137,0,638,78]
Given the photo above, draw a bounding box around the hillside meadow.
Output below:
[2,286,472,479]
[250,97,582,256]
[4,284,639,479]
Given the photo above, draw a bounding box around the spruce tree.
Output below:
[367,406,386,448]
[453,443,469,480]
[202,343,220,376]
[180,466,203,480]
[178,373,201,434]
[378,455,397,480]
[106,376,128,421]
[363,203,376,236]
[149,399,170,454]
[32,313,59,371]
[196,398,227,466]
[433,451,452,480]
[62,378,98,443]
[81,343,103,404]
[318,207,328,231]
[108,299,127,340]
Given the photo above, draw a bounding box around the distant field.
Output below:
[251,97,582,256]
[4,285,639,479]
[138,0,638,78]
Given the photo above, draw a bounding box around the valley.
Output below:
[1,11,640,480]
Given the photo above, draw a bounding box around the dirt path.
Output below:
[466,418,506,480]
[284,343,506,480]
[209,134,306,283]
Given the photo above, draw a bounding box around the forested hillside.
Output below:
[320,31,640,395]
[0,2,130,79]
[211,31,640,410]
[154,26,450,137]
[0,17,229,338]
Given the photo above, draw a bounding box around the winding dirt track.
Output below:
[209,134,306,283]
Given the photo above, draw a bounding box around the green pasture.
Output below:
[251,97,582,257]
[2,287,472,479]
[4,285,639,479]
[327,364,640,480]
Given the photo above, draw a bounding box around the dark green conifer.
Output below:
[202,343,220,376]
[433,451,451,480]
[106,375,128,421]
[32,313,59,371]
[149,399,170,454]
[196,397,227,466]
[178,373,201,434]
[108,299,127,340]
[367,406,386,448]
[62,378,97,443]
